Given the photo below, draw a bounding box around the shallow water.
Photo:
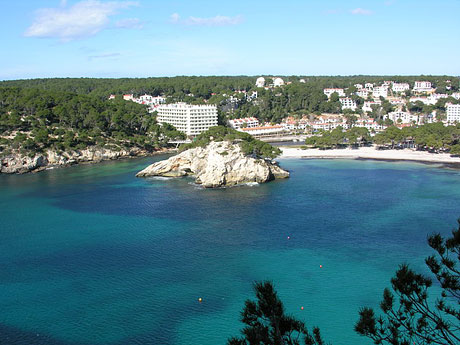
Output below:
[0,157,459,345]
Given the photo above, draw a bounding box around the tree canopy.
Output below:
[356,220,460,345]
[228,281,330,345]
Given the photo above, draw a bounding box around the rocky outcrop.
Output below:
[136,141,289,188]
[0,147,163,174]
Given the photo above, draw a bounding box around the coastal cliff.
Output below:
[136,141,289,188]
[0,147,167,174]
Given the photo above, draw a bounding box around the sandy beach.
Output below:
[279,146,460,165]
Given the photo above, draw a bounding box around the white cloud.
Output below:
[170,13,243,26]
[115,18,143,29]
[350,8,374,15]
[324,9,340,15]
[170,13,180,24]
[25,0,139,41]
[88,52,121,60]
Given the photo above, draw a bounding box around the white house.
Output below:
[409,96,429,105]
[228,117,260,130]
[324,88,345,98]
[255,77,265,88]
[392,83,410,93]
[372,86,388,98]
[240,125,285,137]
[356,89,370,98]
[413,81,434,93]
[273,77,285,87]
[156,103,218,136]
[446,103,460,124]
[123,94,134,101]
[339,97,357,111]
[354,84,363,89]
[385,111,419,124]
[430,94,449,103]
[355,118,385,131]
[365,83,374,90]
[362,100,382,113]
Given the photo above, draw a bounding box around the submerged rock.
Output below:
[136,141,289,188]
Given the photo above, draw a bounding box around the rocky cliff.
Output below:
[0,147,163,174]
[136,141,289,188]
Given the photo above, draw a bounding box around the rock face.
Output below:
[0,147,156,174]
[136,141,289,188]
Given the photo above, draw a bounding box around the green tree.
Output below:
[228,281,330,345]
[355,220,460,345]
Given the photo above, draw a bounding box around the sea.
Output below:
[0,156,459,345]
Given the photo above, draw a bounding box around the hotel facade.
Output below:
[156,103,218,136]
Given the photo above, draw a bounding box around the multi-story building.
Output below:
[137,94,166,106]
[240,125,285,137]
[365,83,374,90]
[339,97,357,111]
[362,100,382,113]
[324,88,345,98]
[156,103,218,136]
[372,86,388,98]
[385,111,419,124]
[228,117,260,130]
[355,118,385,131]
[392,83,410,93]
[413,81,434,93]
[446,103,460,124]
[356,89,369,98]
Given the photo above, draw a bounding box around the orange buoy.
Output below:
[320,265,323,268]
[301,306,304,310]
[198,297,202,303]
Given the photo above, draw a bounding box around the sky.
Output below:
[0,0,459,80]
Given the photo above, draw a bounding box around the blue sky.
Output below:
[1,0,459,80]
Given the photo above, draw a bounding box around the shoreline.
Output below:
[0,147,177,174]
[279,146,460,168]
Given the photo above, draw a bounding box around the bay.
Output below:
[0,156,459,345]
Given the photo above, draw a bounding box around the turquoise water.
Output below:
[0,157,459,345]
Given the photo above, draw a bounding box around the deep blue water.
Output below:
[0,157,459,345]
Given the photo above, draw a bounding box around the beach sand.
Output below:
[279,146,460,165]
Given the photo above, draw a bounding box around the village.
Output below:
[112,77,460,139]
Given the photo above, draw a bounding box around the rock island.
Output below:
[136,127,289,188]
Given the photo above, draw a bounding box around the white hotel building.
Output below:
[156,103,218,136]
[446,103,460,124]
